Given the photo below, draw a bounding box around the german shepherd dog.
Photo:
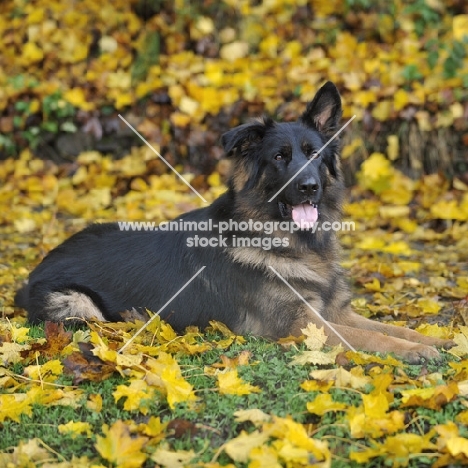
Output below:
[15,82,452,363]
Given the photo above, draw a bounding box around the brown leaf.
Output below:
[63,342,116,384]
[167,419,198,438]
[24,322,72,359]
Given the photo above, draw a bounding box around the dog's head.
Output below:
[222,81,344,227]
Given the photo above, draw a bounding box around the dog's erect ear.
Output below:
[300,82,342,136]
[222,118,273,156]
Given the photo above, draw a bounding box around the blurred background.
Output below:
[0,0,467,184]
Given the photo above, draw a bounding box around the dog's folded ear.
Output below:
[300,82,342,136]
[222,117,274,156]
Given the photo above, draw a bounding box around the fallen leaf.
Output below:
[95,420,148,468]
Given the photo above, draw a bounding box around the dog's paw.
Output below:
[401,343,442,364]
[441,339,456,350]
[418,336,455,350]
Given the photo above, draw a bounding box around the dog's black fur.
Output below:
[15,82,453,361]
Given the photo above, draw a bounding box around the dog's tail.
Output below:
[15,282,29,309]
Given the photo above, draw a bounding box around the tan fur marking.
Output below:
[241,313,268,336]
[232,161,249,192]
[45,290,106,322]
[227,247,328,285]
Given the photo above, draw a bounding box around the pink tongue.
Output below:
[292,204,318,226]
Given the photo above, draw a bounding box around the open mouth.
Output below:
[278,201,319,226]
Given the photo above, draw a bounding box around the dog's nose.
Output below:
[297,178,319,194]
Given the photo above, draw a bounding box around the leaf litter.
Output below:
[0,148,468,467]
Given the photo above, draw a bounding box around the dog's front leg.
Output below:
[336,309,454,350]
[322,322,445,363]
[290,308,452,364]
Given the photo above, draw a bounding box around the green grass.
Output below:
[0,325,462,467]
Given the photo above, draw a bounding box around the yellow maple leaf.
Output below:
[456,411,468,425]
[0,342,28,365]
[386,135,399,161]
[217,369,261,395]
[249,445,281,468]
[400,382,458,409]
[453,15,468,41]
[346,351,403,367]
[306,393,347,416]
[13,218,36,234]
[431,200,467,221]
[384,433,437,458]
[362,393,389,418]
[265,415,331,465]
[393,89,409,112]
[356,236,386,250]
[95,420,148,468]
[372,101,392,121]
[10,325,30,343]
[417,297,442,314]
[273,441,310,465]
[357,153,394,194]
[300,380,334,393]
[151,445,195,467]
[381,241,412,256]
[24,359,63,382]
[342,137,364,160]
[348,406,404,439]
[11,439,50,463]
[22,42,44,63]
[161,367,198,409]
[290,346,343,366]
[309,367,371,389]
[223,430,270,463]
[436,420,460,445]
[58,421,92,438]
[171,112,191,127]
[379,205,409,219]
[234,409,271,425]
[363,278,381,292]
[43,389,84,408]
[302,323,327,351]
[448,326,468,358]
[113,380,155,414]
[446,437,468,457]
[89,331,115,360]
[350,432,436,464]
[63,88,94,111]
[0,393,33,423]
[415,323,450,339]
[86,394,103,412]
[137,416,167,438]
[207,320,236,336]
[220,41,249,61]
[207,172,222,188]
[115,92,134,110]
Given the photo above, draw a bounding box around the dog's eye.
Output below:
[274,153,283,161]
[309,151,319,160]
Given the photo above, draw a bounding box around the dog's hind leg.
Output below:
[37,289,107,323]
